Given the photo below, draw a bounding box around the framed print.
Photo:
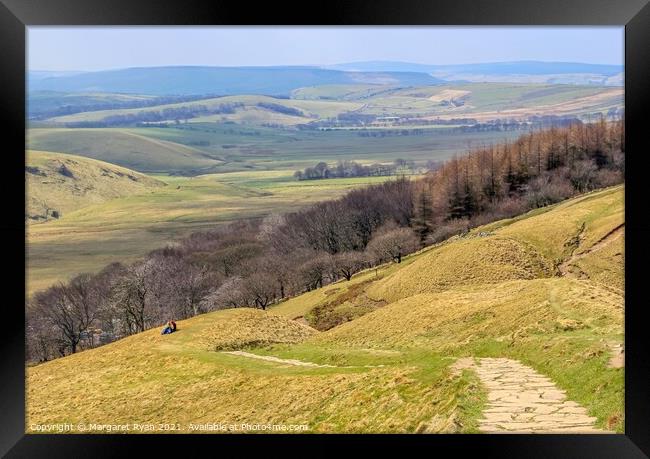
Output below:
[1,0,649,456]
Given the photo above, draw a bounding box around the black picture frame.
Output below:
[2,0,649,456]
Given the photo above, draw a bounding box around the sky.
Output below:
[28,27,624,72]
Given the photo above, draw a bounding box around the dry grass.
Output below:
[26,185,625,433]
[497,186,623,262]
[314,278,622,349]
[569,232,624,293]
[189,308,318,351]
[367,236,555,303]
[26,308,470,433]
[26,150,164,221]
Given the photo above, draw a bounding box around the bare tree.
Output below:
[366,224,420,264]
[299,253,332,291]
[202,276,250,310]
[31,274,99,355]
[330,251,368,281]
[109,261,155,334]
[243,272,277,310]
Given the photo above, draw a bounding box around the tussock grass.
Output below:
[27,308,468,433]
[314,278,622,349]
[190,308,318,351]
[570,234,624,293]
[498,186,623,262]
[26,186,624,433]
[367,236,555,303]
[26,150,164,221]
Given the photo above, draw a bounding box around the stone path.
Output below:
[453,357,608,433]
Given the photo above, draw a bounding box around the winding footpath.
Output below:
[222,350,384,368]
[454,357,608,433]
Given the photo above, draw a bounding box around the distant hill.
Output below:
[27,91,160,119]
[26,150,165,222]
[327,61,623,86]
[28,66,443,96]
[328,60,622,75]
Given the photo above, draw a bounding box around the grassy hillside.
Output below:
[29,66,441,96]
[26,171,401,295]
[28,128,222,174]
[27,186,624,433]
[28,124,523,175]
[26,150,165,221]
[48,94,362,125]
[27,91,158,118]
[356,83,622,119]
[42,83,622,126]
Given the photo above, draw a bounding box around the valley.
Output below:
[27,186,624,433]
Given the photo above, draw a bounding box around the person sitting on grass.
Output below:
[171,320,177,332]
[161,320,173,335]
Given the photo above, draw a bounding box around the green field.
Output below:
[28,124,524,175]
[26,121,524,295]
[48,94,362,125]
[26,150,165,221]
[27,186,624,433]
[27,169,404,295]
[42,83,622,126]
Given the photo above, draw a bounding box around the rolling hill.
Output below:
[28,66,442,96]
[46,94,362,125]
[26,150,165,222]
[327,61,624,86]
[27,91,159,119]
[27,185,624,433]
[27,128,223,174]
[39,83,622,128]
[327,60,623,76]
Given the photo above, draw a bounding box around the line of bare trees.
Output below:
[26,117,624,363]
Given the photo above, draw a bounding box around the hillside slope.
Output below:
[28,129,223,174]
[29,66,442,96]
[26,150,165,221]
[27,186,624,433]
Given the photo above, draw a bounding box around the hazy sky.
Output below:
[28,27,624,71]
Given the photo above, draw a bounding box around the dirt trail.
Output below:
[223,351,335,367]
[222,350,384,369]
[453,357,608,433]
[608,342,625,369]
[558,223,624,276]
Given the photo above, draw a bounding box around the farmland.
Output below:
[26,169,403,295]
[40,83,622,127]
[28,124,525,175]
[25,81,623,296]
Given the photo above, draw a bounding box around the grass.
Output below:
[26,150,165,221]
[27,185,624,433]
[28,123,525,175]
[26,169,403,295]
[43,84,621,124]
[311,83,622,118]
[48,94,362,125]
[189,309,318,351]
[28,128,222,173]
[27,309,465,434]
[365,235,556,303]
